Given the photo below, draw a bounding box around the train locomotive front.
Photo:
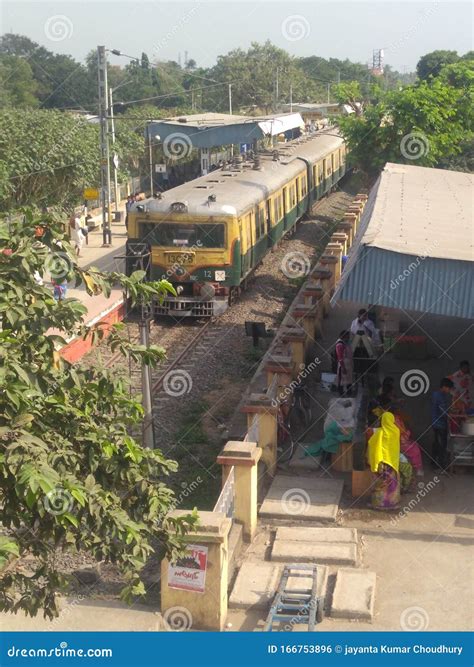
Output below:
[126,197,239,318]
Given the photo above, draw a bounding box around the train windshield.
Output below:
[139,222,225,248]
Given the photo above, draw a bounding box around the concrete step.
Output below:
[275,526,357,544]
[330,568,376,622]
[259,475,344,522]
[271,540,358,566]
[229,561,328,611]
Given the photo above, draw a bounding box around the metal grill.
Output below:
[213,466,235,520]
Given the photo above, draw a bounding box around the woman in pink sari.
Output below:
[394,412,424,476]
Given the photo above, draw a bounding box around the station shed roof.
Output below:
[148,112,305,150]
[333,162,474,319]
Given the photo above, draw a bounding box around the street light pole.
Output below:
[97,45,112,246]
[109,87,120,215]
[148,126,154,197]
[228,83,232,115]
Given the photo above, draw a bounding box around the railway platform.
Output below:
[54,203,128,363]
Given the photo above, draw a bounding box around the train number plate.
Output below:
[165,253,195,265]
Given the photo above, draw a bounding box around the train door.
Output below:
[266,198,272,246]
[282,186,288,230]
[246,212,254,270]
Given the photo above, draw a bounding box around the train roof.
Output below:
[135,131,344,218]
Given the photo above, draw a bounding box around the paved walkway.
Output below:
[48,203,129,358]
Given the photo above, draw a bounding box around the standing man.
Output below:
[335,330,353,396]
[431,378,454,469]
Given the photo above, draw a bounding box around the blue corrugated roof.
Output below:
[334,246,474,319]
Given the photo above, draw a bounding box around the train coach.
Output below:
[126,131,347,317]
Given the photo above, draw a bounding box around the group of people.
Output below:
[366,360,472,511]
[367,382,424,510]
[334,308,382,396]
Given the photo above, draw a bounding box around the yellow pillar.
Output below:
[160,511,231,631]
[216,440,262,541]
[241,394,278,477]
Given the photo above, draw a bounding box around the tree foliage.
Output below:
[0,209,197,619]
[0,109,147,213]
[338,62,474,176]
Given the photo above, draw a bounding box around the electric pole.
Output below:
[139,308,154,449]
[228,83,232,115]
[148,126,154,197]
[97,46,112,246]
[109,87,120,215]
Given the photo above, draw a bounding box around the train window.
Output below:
[139,222,225,248]
[291,184,296,207]
[302,176,307,197]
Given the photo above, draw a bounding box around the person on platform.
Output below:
[366,407,401,511]
[449,360,472,416]
[335,330,353,396]
[69,215,84,257]
[431,378,454,469]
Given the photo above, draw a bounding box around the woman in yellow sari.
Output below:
[367,411,401,510]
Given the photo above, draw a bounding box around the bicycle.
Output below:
[291,382,312,429]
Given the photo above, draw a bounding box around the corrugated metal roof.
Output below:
[335,246,474,319]
[332,163,474,320]
[361,163,473,262]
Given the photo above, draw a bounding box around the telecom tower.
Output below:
[371,49,384,76]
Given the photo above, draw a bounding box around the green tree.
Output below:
[0,209,196,619]
[0,34,95,110]
[0,56,38,108]
[416,50,460,80]
[0,108,147,213]
[338,77,471,175]
[207,41,316,113]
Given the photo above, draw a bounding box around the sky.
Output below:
[1,0,472,72]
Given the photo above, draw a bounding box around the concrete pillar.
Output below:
[343,212,358,237]
[320,253,340,289]
[310,268,333,315]
[281,325,306,372]
[161,511,231,631]
[216,440,262,541]
[241,393,278,477]
[331,232,348,255]
[337,221,354,247]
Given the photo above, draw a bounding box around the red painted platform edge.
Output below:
[59,301,126,364]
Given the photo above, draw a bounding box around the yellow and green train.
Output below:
[126,132,347,317]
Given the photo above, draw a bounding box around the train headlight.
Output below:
[200,284,215,300]
[176,285,184,295]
